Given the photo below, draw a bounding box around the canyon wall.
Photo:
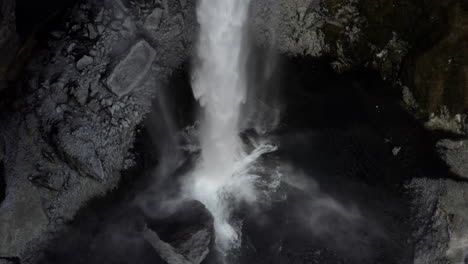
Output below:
[0,0,467,263]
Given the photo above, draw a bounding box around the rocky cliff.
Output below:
[0,0,467,263]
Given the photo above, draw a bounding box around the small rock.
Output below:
[66,43,76,54]
[392,147,401,156]
[76,55,94,71]
[95,9,104,23]
[50,31,64,39]
[113,0,127,20]
[71,24,81,32]
[110,21,122,30]
[147,200,213,264]
[143,227,192,264]
[144,8,164,32]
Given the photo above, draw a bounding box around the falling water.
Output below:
[187,0,277,253]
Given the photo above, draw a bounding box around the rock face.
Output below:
[0,0,467,263]
[249,3,468,261]
[0,0,196,261]
[144,8,164,32]
[107,40,156,97]
[146,200,214,264]
[0,0,18,91]
[251,0,467,130]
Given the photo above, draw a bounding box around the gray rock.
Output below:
[176,229,211,264]
[436,139,468,180]
[106,40,156,97]
[144,8,164,32]
[143,227,192,264]
[144,200,214,264]
[87,24,98,39]
[76,55,94,71]
[0,0,18,91]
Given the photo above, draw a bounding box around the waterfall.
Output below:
[187,0,277,253]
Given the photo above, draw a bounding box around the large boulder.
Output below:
[251,0,467,129]
[146,200,214,264]
[106,40,156,97]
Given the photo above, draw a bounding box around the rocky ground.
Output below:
[0,0,467,263]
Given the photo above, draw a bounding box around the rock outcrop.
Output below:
[145,201,214,264]
[0,0,195,261]
[0,0,18,91]
[0,0,467,263]
[251,0,467,132]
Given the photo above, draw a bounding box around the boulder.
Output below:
[143,227,192,264]
[76,55,94,71]
[146,200,214,264]
[106,40,156,97]
[0,0,194,261]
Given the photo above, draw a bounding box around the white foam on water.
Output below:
[187,0,277,253]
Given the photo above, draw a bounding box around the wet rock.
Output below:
[106,40,156,97]
[175,228,212,264]
[147,200,214,264]
[143,228,192,264]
